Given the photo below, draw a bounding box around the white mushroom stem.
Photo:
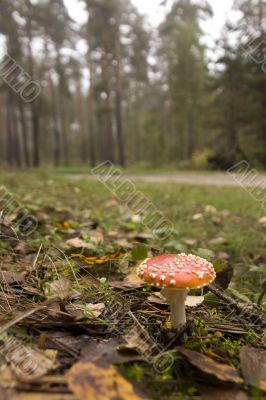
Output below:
[161,288,189,330]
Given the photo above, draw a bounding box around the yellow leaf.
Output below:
[204,349,229,363]
[72,251,125,265]
[178,347,244,384]
[56,221,70,230]
[67,361,147,400]
[164,317,171,330]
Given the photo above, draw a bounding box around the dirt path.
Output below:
[67,171,266,188]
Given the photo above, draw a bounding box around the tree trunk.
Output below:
[87,46,96,167]
[44,35,61,167]
[77,79,87,164]
[25,0,40,167]
[102,54,115,163]
[18,100,30,167]
[115,23,125,167]
[56,47,69,167]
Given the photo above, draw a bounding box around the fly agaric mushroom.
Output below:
[137,253,216,330]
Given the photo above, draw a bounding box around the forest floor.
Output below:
[0,172,265,399]
[67,171,266,188]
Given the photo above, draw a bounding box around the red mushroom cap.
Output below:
[137,253,216,289]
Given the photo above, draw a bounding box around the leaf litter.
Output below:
[0,180,265,399]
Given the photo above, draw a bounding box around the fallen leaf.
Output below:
[240,346,266,391]
[72,251,125,265]
[67,361,148,400]
[148,292,167,305]
[183,238,197,246]
[82,338,143,364]
[203,349,229,363]
[192,213,203,221]
[258,217,266,225]
[66,303,105,319]
[219,209,231,218]
[50,277,71,300]
[197,386,248,400]
[0,334,58,383]
[218,251,230,260]
[56,221,70,230]
[90,230,104,245]
[7,393,90,400]
[209,237,227,245]
[85,303,105,318]
[65,237,92,249]
[110,268,144,289]
[0,271,25,284]
[0,386,9,399]
[148,293,204,307]
[115,239,132,249]
[120,324,160,359]
[14,241,27,253]
[177,347,244,385]
[185,295,205,307]
[204,205,217,214]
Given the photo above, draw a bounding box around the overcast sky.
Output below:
[64,0,235,41]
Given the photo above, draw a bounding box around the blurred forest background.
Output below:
[0,0,265,170]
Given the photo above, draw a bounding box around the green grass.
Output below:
[1,171,265,298]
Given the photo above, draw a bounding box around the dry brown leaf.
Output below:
[258,217,266,225]
[204,205,217,214]
[185,295,205,307]
[197,386,248,400]
[147,292,166,305]
[8,394,76,400]
[66,303,105,320]
[82,338,143,364]
[85,303,105,317]
[209,237,227,245]
[67,361,149,400]
[192,213,203,221]
[65,237,92,249]
[0,386,9,399]
[183,238,197,246]
[110,268,145,289]
[90,230,104,245]
[120,324,160,359]
[240,346,266,392]
[11,347,58,383]
[0,336,58,383]
[0,271,25,284]
[177,347,244,385]
[148,292,204,307]
[50,277,71,300]
[122,268,145,288]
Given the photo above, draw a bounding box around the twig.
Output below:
[207,285,264,326]
[0,297,59,335]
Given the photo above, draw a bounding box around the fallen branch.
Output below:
[207,285,265,327]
